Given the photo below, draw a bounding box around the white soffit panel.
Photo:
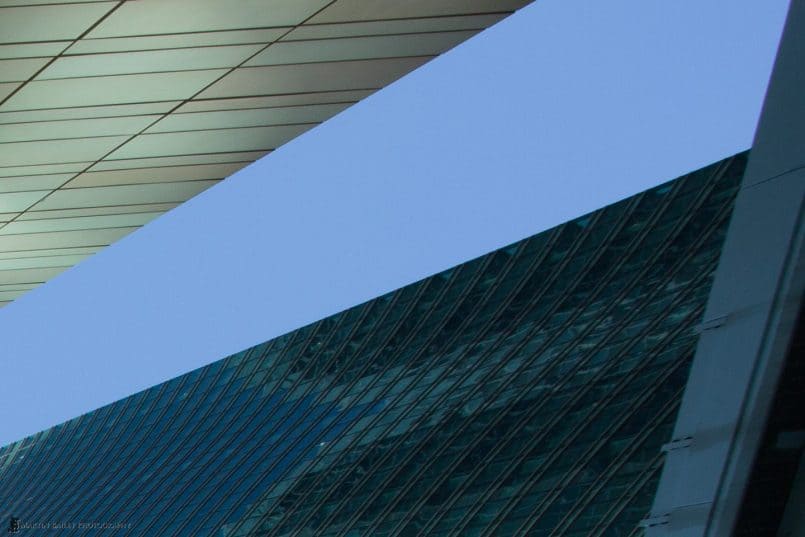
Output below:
[0,0,532,307]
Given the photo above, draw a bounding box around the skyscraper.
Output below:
[0,153,748,535]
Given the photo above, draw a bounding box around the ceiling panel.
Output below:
[85,0,329,38]
[245,31,478,66]
[31,181,220,211]
[0,115,161,144]
[308,0,531,23]
[0,246,100,259]
[0,3,113,43]
[0,266,69,286]
[0,212,164,236]
[0,276,58,298]
[198,57,432,100]
[0,58,51,83]
[0,42,69,59]
[108,125,314,160]
[89,152,268,171]
[65,163,246,189]
[0,0,531,306]
[0,163,91,178]
[0,190,49,213]
[3,70,228,111]
[0,254,93,271]
[0,227,137,254]
[0,137,128,167]
[284,14,507,41]
[0,174,72,193]
[176,90,374,114]
[0,83,20,102]
[147,103,351,133]
[0,0,110,6]
[0,287,39,302]
[69,29,289,55]
[17,203,180,221]
[38,45,263,80]
[0,102,179,124]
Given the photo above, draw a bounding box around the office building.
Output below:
[0,153,750,535]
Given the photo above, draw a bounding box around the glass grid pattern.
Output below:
[0,0,530,307]
[0,152,747,536]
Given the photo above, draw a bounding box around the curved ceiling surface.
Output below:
[0,0,531,307]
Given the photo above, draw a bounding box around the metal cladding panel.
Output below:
[0,153,747,535]
[0,0,531,305]
[646,2,805,535]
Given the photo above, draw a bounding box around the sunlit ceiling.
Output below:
[0,0,531,306]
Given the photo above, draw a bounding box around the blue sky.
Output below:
[0,0,790,447]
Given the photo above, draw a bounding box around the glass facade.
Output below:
[0,152,747,536]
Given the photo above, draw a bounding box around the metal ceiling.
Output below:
[0,0,531,307]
